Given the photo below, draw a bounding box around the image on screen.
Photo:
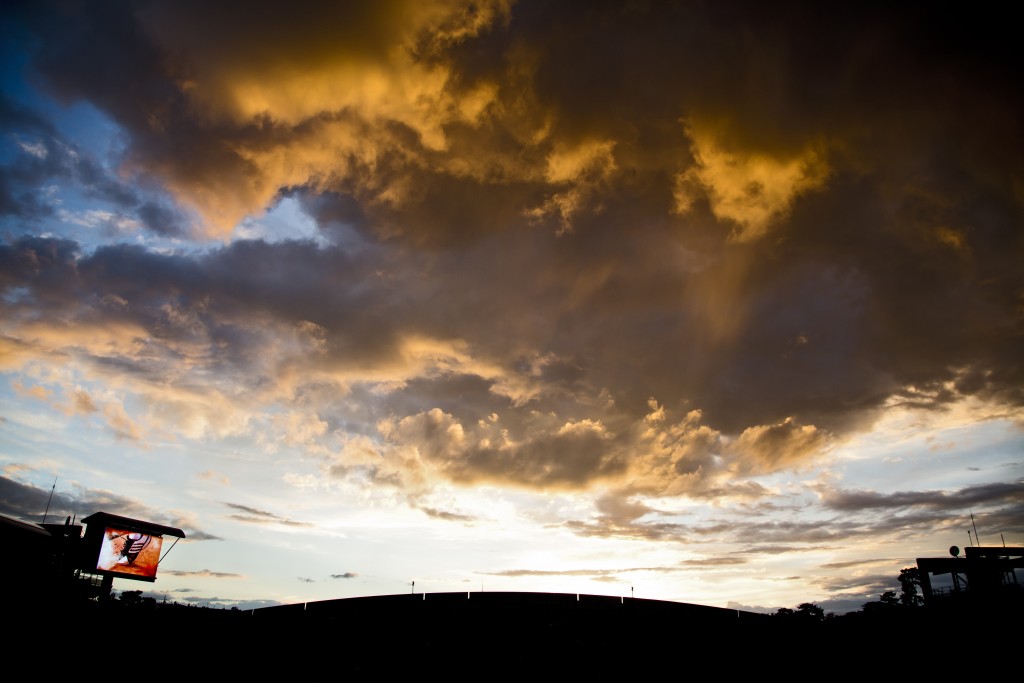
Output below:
[96,527,163,579]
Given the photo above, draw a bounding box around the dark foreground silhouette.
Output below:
[5,512,1017,677]
[10,589,1019,678]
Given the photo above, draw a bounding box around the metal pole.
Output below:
[158,536,180,564]
[42,478,57,524]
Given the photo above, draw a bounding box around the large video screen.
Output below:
[96,527,163,579]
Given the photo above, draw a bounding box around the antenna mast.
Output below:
[42,478,57,524]
[970,510,981,546]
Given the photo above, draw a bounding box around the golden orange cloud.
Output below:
[675,120,829,242]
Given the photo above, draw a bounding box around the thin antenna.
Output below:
[1002,533,1006,548]
[970,510,981,546]
[411,580,415,595]
[967,530,974,547]
[42,478,57,524]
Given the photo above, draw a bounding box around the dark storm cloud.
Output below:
[815,572,901,595]
[975,504,1024,539]
[0,474,54,519]
[0,236,81,306]
[1,235,398,376]
[136,200,186,237]
[2,1,1022,499]
[0,96,58,218]
[682,493,1024,550]
[0,474,221,539]
[823,481,1024,512]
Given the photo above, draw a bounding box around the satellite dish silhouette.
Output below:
[949,545,960,557]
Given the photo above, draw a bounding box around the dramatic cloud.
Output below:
[2,0,1022,610]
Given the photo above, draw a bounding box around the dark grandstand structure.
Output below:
[3,510,1019,676]
[0,510,185,604]
[916,545,1024,605]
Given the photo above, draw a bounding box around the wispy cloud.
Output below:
[822,481,1024,512]
[163,569,243,579]
[224,502,312,528]
[679,557,748,567]
[419,507,477,523]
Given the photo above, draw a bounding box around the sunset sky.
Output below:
[1,1,1021,613]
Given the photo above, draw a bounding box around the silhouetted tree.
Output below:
[120,590,143,606]
[879,590,899,606]
[775,603,826,621]
[862,590,899,613]
[796,602,825,621]
[898,567,923,607]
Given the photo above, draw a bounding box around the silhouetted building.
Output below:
[916,546,1023,607]
[0,511,184,605]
